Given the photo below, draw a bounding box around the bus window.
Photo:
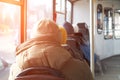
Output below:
[0,2,20,63]
[104,7,113,39]
[66,0,72,23]
[114,9,120,39]
[56,0,65,25]
[27,0,53,39]
[55,0,72,25]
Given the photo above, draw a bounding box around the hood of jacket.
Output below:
[30,19,61,44]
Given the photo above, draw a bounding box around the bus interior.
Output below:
[0,0,120,80]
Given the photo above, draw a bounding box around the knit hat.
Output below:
[59,26,67,44]
[30,19,61,43]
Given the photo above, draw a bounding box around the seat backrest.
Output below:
[15,67,65,80]
[77,23,89,41]
[66,37,79,49]
[64,36,91,65]
[62,38,85,61]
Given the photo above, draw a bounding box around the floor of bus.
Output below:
[95,55,120,80]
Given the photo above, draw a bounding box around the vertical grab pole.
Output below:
[71,2,73,24]
[65,0,67,22]
[53,0,56,22]
[20,0,27,43]
[90,0,95,77]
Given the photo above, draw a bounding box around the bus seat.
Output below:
[61,43,84,61]
[77,22,89,41]
[59,24,85,62]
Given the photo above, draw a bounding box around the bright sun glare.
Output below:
[29,0,51,7]
[2,3,16,22]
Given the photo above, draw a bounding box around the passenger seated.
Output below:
[63,21,99,65]
[63,22,86,49]
[77,23,103,74]
[9,19,93,80]
[59,25,84,60]
[63,21,89,63]
[77,23,99,64]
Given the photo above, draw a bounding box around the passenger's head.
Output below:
[30,18,61,43]
[63,21,74,35]
[59,26,67,44]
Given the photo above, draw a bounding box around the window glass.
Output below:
[97,4,103,34]
[114,9,120,39]
[0,2,20,63]
[56,0,65,13]
[27,0,53,39]
[56,13,65,25]
[104,7,113,39]
[0,59,4,70]
[56,0,65,25]
[66,0,71,23]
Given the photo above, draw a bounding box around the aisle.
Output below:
[95,55,120,80]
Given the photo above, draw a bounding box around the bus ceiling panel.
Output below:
[0,0,22,5]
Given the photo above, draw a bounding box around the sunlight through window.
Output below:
[27,0,53,39]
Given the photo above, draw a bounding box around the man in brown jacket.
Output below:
[9,19,93,80]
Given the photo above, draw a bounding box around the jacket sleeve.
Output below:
[61,58,93,80]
